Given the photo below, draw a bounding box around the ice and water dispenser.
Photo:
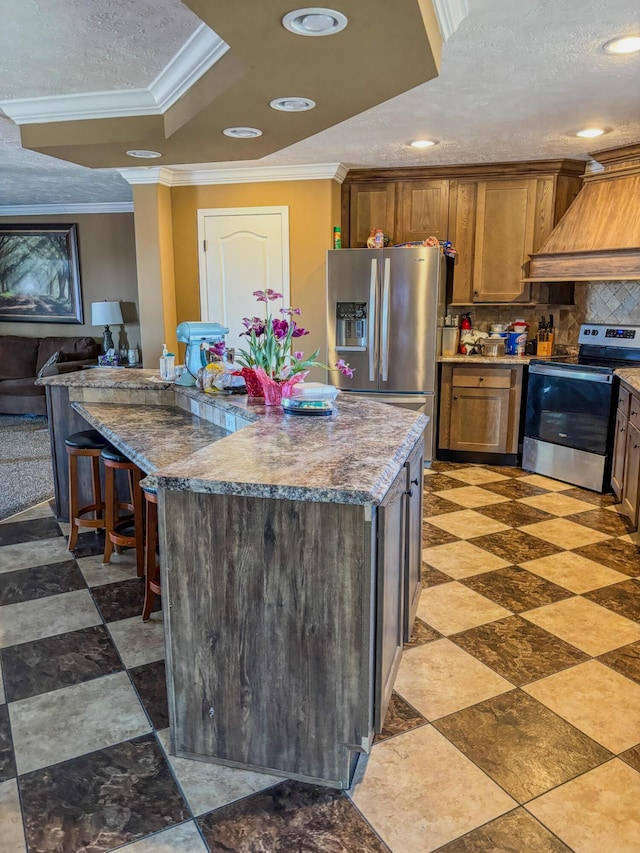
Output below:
[335,302,367,350]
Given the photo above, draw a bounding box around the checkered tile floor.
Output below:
[1,464,640,852]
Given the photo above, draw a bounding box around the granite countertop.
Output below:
[36,367,173,390]
[156,395,425,504]
[615,368,640,394]
[53,370,427,505]
[438,354,538,364]
[73,403,230,476]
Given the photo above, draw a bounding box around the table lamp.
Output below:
[91,300,124,353]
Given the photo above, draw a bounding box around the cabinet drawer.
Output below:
[630,395,640,431]
[452,368,512,389]
[618,386,631,418]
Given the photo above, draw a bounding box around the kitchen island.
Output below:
[38,369,427,789]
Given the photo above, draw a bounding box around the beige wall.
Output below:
[170,180,340,371]
[0,212,139,351]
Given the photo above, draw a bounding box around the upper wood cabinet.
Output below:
[472,178,541,302]
[398,180,449,243]
[349,182,397,247]
[449,176,560,303]
[341,161,584,304]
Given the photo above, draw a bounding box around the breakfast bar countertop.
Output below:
[39,367,175,389]
[40,368,427,506]
[73,402,231,480]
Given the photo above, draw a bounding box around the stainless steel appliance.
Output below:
[327,247,445,463]
[523,323,640,492]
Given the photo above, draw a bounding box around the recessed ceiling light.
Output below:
[282,8,348,37]
[576,127,607,138]
[270,97,316,112]
[222,127,263,139]
[603,35,640,54]
[125,149,162,159]
[409,139,437,149]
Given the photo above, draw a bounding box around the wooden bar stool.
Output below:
[101,445,145,578]
[142,486,161,621]
[65,429,110,551]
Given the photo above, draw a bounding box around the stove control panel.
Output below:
[604,328,636,339]
[578,324,640,348]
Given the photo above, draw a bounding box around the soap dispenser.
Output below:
[159,343,176,380]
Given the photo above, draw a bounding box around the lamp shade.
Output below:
[91,300,123,326]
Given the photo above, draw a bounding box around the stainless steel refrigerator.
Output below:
[327,246,445,463]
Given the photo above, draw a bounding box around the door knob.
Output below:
[479,377,484,381]
[406,488,414,497]
[411,477,419,486]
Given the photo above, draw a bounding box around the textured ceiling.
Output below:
[0,0,639,205]
[189,0,640,170]
[0,0,200,98]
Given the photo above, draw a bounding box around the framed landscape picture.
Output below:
[0,223,83,323]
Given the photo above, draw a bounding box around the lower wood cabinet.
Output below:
[438,363,524,456]
[611,383,640,526]
[160,433,424,789]
[404,442,424,641]
[622,421,640,521]
[611,406,628,500]
[375,463,407,731]
[374,438,424,728]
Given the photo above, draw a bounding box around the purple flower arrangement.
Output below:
[236,289,354,383]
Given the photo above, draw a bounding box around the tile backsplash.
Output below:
[450,281,640,347]
[578,281,640,325]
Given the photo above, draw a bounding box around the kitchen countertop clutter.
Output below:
[439,353,542,364]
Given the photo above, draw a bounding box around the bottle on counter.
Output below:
[332,226,342,249]
[366,228,377,249]
[374,229,384,249]
[159,343,176,380]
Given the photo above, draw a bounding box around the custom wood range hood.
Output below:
[527,143,640,282]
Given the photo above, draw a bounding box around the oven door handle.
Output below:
[529,364,612,383]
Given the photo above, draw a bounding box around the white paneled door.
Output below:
[198,206,290,355]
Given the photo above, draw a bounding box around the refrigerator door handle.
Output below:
[381,258,391,382]
[368,258,377,383]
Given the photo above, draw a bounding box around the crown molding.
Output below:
[0,24,229,125]
[118,167,175,186]
[0,202,134,215]
[118,163,349,186]
[433,0,469,40]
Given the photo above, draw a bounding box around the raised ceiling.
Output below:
[7,0,443,169]
[0,0,639,207]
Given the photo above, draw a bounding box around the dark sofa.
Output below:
[0,335,99,415]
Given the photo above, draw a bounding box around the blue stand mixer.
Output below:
[176,321,229,385]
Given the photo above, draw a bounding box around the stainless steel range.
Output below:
[523,323,640,492]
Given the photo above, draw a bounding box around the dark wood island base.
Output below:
[38,369,426,788]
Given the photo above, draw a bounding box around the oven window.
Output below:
[525,373,613,455]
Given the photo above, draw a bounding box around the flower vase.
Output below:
[240,367,264,397]
[254,368,309,406]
